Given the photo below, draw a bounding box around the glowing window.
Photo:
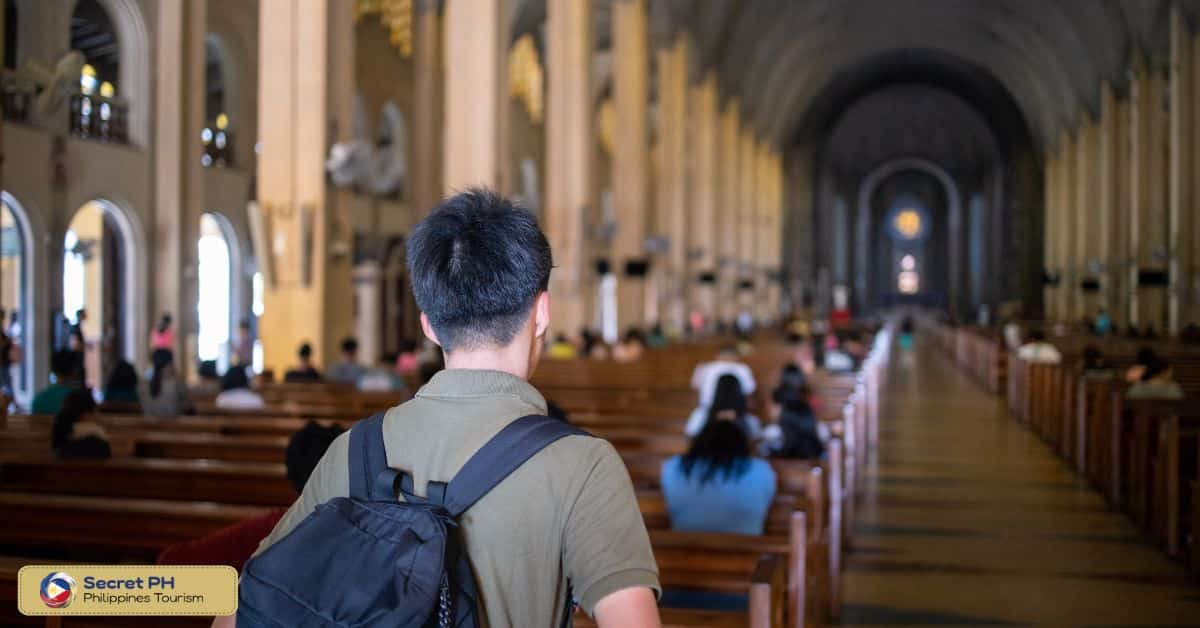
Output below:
[901,254,916,271]
[252,272,264,317]
[62,230,86,321]
[898,271,920,295]
[196,214,231,364]
[894,209,922,239]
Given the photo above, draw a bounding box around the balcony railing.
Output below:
[69,92,129,144]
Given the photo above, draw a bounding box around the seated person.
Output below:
[215,367,266,410]
[690,346,757,419]
[357,355,408,393]
[763,365,825,459]
[193,360,223,396]
[646,324,668,348]
[327,337,367,385]
[283,343,322,383]
[661,418,776,535]
[685,374,762,440]
[103,359,140,403]
[546,333,578,360]
[157,421,344,572]
[52,389,111,460]
[613,329,646,362]
[1125,346,1159,383]
[1126,358,1185,400]
[393,339,420,375]
[823,335,856,372]
[32,350,85,414]
[142,349,193,418]
[1080,345,1113,377]
[1016,329,1062,364]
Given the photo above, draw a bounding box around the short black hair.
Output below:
[406,188,552,353]
[51,350,80,377]
[341,337,358,354]
[285,422,344,492]
[298,343,312,359]
[221,366,251,392]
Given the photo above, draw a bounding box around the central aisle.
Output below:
[839,339,1200,627]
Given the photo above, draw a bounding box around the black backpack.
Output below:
[238,413,588,627]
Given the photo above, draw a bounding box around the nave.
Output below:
[843,339,1200,627]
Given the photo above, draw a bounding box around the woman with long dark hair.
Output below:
[659,410,776,535]
[52,389,111,459]
[142,349,192,418]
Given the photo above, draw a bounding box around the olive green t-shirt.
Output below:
[253,369,660,627]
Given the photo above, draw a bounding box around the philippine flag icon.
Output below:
[40,572,76,609]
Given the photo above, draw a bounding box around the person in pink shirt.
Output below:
[150,313,174,351]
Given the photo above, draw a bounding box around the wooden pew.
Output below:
[0,492,269,559]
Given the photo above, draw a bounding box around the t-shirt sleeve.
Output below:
[738,365,757,394]
[250,431,351,558]
[563,440,660,616]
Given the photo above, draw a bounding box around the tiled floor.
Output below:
[839,341,1200,627]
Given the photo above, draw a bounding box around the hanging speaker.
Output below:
[625,259,650,277]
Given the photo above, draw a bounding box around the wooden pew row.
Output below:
[923,315,1200,572]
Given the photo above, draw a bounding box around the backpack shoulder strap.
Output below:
[443,415,589,516]
[348,412,391,501]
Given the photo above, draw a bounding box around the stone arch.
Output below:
[92,0,150,145]
[856,157,963,314]
[1,191,48,404]
[64,195,148,368]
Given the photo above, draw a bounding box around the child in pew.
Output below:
[157,422,344,572]
[142,349,194,418]
[661,416,777,536]
[52,389,111,460]
[214,366,265,410]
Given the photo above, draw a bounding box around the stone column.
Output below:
[1044,148,1059,321]
[1075,114,1099,320]
[612,0,649,332]
[154,0,207,373]
[544,0,592,335]
[719,100,741,325]
[1098,83,1130,329]
[353,261,382,367]
[688,73,719,326]
[1170,8,1196,333]
[411,0,443,214]
[664,37,689,333]
[1057,129,1076,322]
[1130,61,1170,331]
[256,0,355,371]
[739,129,757,316]
[443,0,500,191]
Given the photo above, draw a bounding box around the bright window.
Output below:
[62,230,85,321]
[196,214,231,364]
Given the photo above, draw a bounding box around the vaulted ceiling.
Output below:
[514,0,1200,153]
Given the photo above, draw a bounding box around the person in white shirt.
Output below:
[686,348,757,436]
[214,367,266,410]
[1016,329,1062,364]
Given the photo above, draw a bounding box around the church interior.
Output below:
[1,0,1200,625]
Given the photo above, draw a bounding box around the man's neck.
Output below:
[443,347,531,380]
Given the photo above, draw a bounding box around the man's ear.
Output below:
[534,292,551,339]
[420,313,442,347]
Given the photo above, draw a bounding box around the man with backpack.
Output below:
[220,190,661,627]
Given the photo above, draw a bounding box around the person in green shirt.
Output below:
[32,350,85,414]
